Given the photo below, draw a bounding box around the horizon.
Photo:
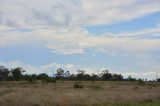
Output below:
[0,0,160,80]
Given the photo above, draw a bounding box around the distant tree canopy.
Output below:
[0,66,10,81]
[0,65,158,82]
[55,68,64,80]
[11,67,25,81]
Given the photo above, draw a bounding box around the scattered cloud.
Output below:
[0,27,160,55]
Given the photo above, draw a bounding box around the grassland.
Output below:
[0,81,160,106]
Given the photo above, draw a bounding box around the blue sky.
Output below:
[0,0,160,79]
[86,12,160,35]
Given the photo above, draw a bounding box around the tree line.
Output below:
[0,65,159,82]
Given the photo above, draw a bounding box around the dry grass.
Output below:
[0,81,160,106]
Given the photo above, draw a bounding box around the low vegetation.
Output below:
[73,81,83,89]
[0,81,159,106]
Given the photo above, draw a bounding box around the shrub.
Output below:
[52,79,56,83]
[137,79,145,85]
[73,82,83,89]
[28,77,32,83]
[45,78,56,83]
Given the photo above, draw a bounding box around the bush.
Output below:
[28,77,33,83]
[137,79,145,85]
[52,79,56,83]
[73,82,83,89]
[45,78,56,83]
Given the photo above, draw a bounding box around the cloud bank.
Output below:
[0,0,160,28]
[0,0,160,54]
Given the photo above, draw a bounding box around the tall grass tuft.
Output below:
[73,82,83,89]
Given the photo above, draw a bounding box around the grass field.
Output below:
[0,81,160,106]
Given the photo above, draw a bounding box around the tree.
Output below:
[11,67,24,81]
[111,74,123,81]
[64,71,71,80]
[0,66,10,81]
[127,76,136,81]
[69,74,76,80]
[91,74,99,81]
[38,73,49,82]
[84,74,92,81]
[27,74,38,83]
[101,69,112,80]
[76,70,85,80]
[55,68,64,80]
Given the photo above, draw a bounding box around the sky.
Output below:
[0,0,160,80]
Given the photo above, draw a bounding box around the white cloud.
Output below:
[0,0,160,54]
[117,27,160,38]
[82,0,160,26]
[0,61,41,74]
[0,0,160,28]
[119,72,158,80]
[0,61,79,75]
[0,27,160,55]
[40,63,79,75]
[0,61,100,76]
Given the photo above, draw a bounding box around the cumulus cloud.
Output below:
[0,61,41,74]
[0,61,79,75]
[119,72,158,80]
[0,61,100,75]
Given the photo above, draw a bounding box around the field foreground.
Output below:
[0,81,160,106]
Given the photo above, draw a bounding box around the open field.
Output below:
[0,81,160,106]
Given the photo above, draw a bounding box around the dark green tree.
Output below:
[64,71,71,80]
[38,73,49,82]
[0,66,10,81]
[91,74,99,81]
[11,67,24,81]
[127,75,136,81]
[76,70,85,80]
[101,69,112,80]
[55,68,64,80]
[111,74,123,81]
